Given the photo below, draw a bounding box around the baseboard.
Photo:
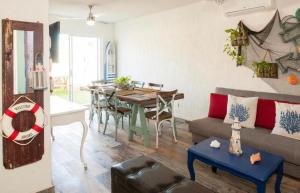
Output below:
[37,186,55,193]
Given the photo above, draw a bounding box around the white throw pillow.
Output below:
[272,102,300,141]
[224,95,258,128]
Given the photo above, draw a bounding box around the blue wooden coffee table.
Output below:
[187,137,284,193]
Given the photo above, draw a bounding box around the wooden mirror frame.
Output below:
[2,19,44,169]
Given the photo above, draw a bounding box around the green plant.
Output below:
[224,28,247,65]
[225,28,240,44]
[252,61,271,77]
[223,43,245,65]
[114,76,131,87]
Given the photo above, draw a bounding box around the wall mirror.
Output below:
[13,30,34,94]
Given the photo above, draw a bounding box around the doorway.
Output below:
[51,34,101,104]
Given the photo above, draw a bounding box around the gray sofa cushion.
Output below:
[216,87,300,103]
[189,117,300,166]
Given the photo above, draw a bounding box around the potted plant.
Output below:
[114,76,132,90]
[225,28,248,47]
[224,27,248,66]
[252,61,278,78]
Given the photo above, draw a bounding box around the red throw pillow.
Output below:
[255,99,298,130]
[208,93,228,119]
[255,99,276,130]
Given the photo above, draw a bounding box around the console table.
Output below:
[188,137,284,193]
[50,96,88,169]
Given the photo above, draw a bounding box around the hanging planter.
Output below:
[225,24,249,47]
[252,50,278,79]
[224,23,248,66]
[252,61,278,78]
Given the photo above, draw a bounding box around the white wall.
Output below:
[0,0,52,193]
[115,1,300,120]
[49,15,115,40]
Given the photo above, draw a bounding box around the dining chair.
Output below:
[148,82,163,90]
[92,90,109,132]
[92,79,113,85]
[132,80,145,88]
[89,79,112,127]
[89,89,100,127]
[145,90,178,149]
[145,82,164,110]
[102,89,132,141]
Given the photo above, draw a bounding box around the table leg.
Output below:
[51,126,55,141]
[212,166,217,173]
[173,118,178,138]
[89,109,94,127]
[138,106,150,147]
[275,162,283,193]
[80,120,88,170]
[257,183,266,193]
[187,151,196,181]
[129,105,138,141]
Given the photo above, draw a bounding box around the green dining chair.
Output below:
[102,90,132,141]
[132,80,145,88]
[89,79,112,127]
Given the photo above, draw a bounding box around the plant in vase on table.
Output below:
[114,76,132,90]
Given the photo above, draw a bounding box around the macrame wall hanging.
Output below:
[225,9,300,79]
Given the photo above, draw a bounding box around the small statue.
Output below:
[250,153,261,164]
[229,117,243,156]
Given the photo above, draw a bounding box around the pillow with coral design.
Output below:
[272,102,300,141]
[224,95,258,129]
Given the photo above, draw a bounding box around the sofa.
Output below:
[189,87,300,179]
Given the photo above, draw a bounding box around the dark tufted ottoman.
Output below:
[111,156,213,193]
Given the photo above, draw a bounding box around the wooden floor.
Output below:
[52,114,300,193]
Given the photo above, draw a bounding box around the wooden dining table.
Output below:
[81,86,184,147]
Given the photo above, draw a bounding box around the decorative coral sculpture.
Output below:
[250,153,261,165]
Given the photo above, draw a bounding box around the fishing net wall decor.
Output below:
[238,10,300,76]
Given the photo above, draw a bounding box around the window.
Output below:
[52,34,101,104]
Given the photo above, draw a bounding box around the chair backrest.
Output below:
[99,88,117,111]
[148,82,163,90]
[132,80,145,88]
[155,90,178,119]
[92,79,112,85]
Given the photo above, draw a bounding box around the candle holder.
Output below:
[31,53,47,90]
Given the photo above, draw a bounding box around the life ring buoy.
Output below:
[2,102,44,141]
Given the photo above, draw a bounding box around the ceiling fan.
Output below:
[59,5,105,25]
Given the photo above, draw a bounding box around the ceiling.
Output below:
[49,0,202,23]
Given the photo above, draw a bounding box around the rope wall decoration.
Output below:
[226,9,300,81]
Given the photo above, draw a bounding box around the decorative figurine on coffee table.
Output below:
[229,117,243,156]
[250,152,261,164]
[210,140,221,149]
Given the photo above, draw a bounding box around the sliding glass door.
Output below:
[52,34,101,104]
[72,36,99,104]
